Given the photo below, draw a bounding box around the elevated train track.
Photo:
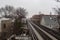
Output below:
[27,20,60,40]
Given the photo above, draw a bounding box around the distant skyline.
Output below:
[0,0,60,18]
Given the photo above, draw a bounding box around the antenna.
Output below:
[50,12,52,15]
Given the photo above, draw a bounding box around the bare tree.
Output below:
[0,7,7,17]
[4,5,15,18]
[53,8,60,31]
[56,0,60,2]
[0,5,27,18]
[0,5,16,18]
[53,8,60,15]
[16,8,27,18]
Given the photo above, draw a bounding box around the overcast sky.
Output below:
[0,0,60,18]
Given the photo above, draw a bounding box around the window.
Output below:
[3,23,6,28]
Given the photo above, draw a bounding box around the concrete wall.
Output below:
[40,15,59,29]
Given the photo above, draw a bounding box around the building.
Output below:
[31,14,43,25]
[0,17,15,40]
[40,15,59,31]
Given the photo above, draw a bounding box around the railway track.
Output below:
[28,20,60,40]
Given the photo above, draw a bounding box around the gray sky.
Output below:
[0,0,60,18]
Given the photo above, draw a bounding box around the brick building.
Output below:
[31,14,43,25]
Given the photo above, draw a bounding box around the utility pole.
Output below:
[50,12,52,28]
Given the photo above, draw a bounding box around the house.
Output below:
[0,17,15,40]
